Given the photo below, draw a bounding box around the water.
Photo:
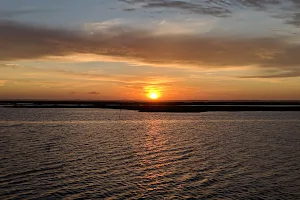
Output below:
[1,108,300,199]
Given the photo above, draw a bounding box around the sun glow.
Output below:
[148,91,160,100]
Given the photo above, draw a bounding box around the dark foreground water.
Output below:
[0,108,300,199]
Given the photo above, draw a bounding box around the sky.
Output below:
[0,0,299,100]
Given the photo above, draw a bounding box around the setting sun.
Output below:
[148,92,160,100]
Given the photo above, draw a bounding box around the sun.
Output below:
[148,92,160,100]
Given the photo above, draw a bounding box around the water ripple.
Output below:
[1,108,300,199]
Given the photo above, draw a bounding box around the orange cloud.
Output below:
[0,80,5,86]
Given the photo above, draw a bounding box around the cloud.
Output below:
[240,71,300,79]
[0,8,53,18]
[120,0,300,26]
[0,20,300,77]
[0,80,5,86]
[289,0,300,26]
[120,0,230,16]
[123,8,136,12]
[87,91,100,95]
[286,11,300,27]
[119,0,284,14]
[0,62,181,85]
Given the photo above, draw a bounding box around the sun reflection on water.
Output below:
[137,119,176,192]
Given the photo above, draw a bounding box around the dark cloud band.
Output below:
[1,20,299,78]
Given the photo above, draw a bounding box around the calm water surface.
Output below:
[1,108,300,199]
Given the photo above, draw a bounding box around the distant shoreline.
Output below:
[1,100,300,112]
